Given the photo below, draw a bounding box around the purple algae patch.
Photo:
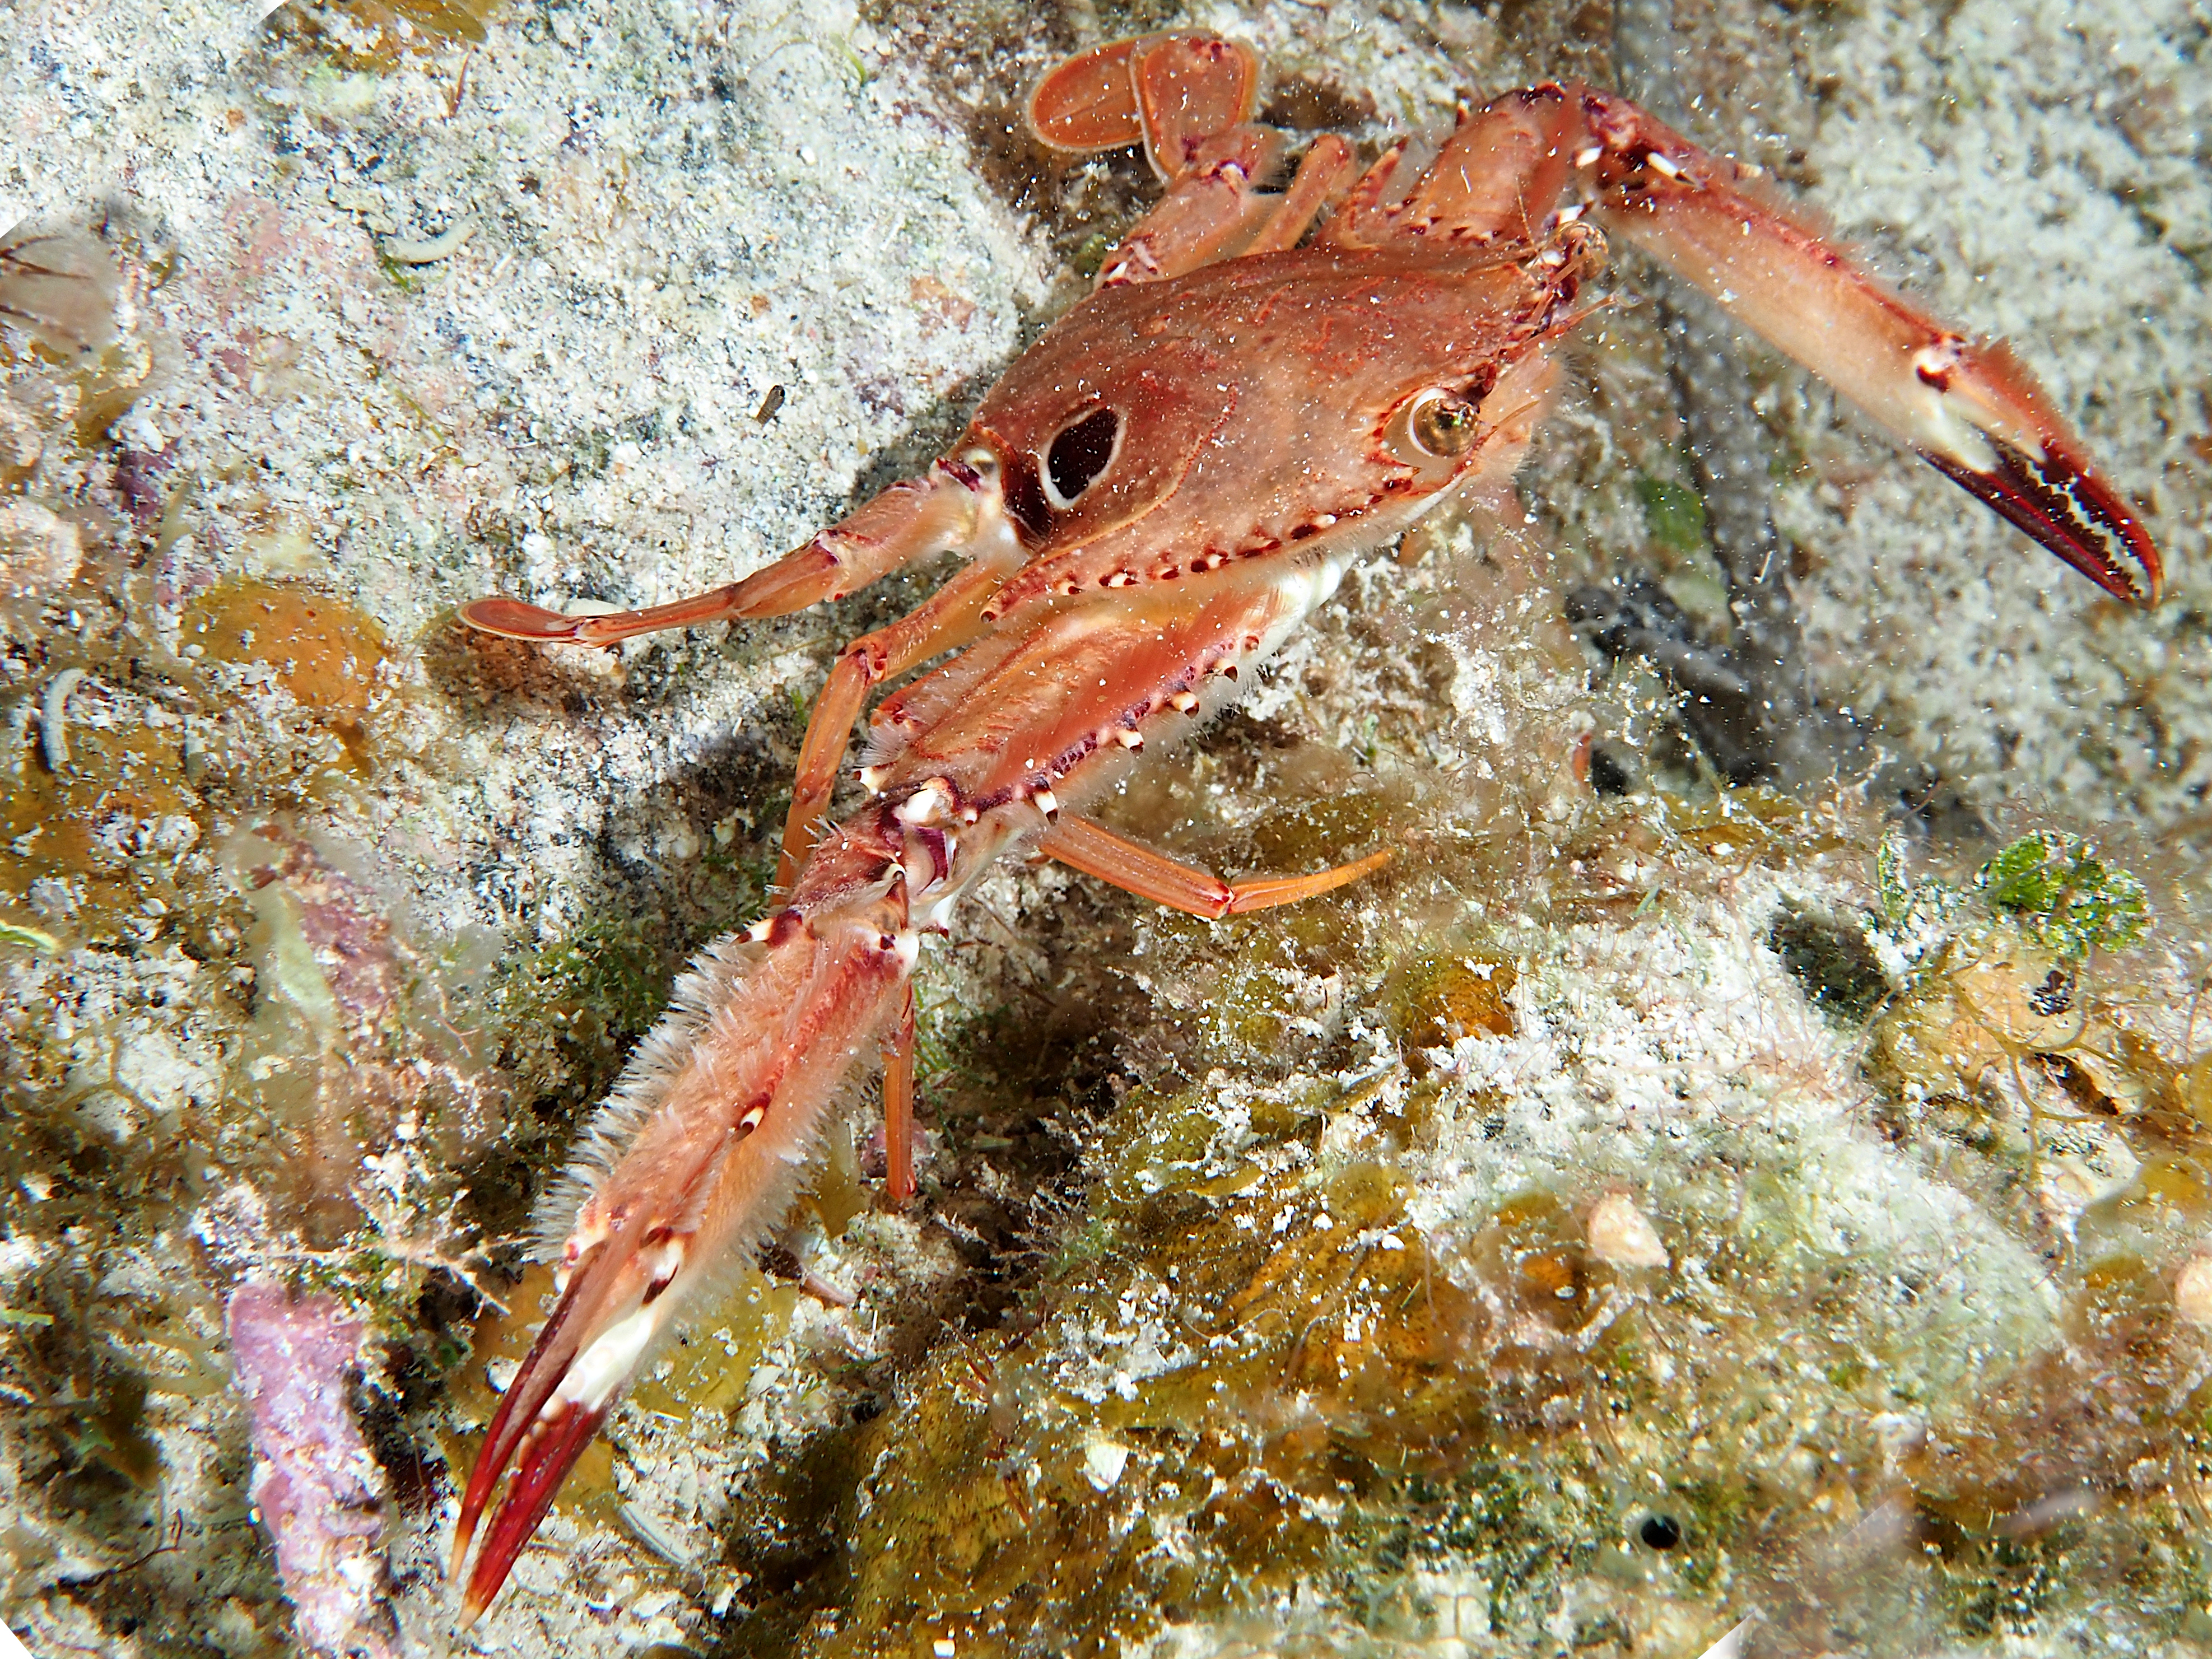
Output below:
[226,1281,399,1658]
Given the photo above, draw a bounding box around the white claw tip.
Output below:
[555,1302,664,1414]
[1032,786,1059,821]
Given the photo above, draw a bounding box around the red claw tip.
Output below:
[1917,436,2163,607]
[455,1398,609,1625]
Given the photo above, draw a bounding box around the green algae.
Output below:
[1633,474,1709,558]
[1976,832,2150,962]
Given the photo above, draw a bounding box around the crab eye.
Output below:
[1042,407,1120,509]
[1409,389,1482,458]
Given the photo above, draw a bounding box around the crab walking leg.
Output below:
[1570,89,2162,603]
[453,830,916,1621]
[776,558,1010,889]
[1039,814,1392,919]
[459,454,1016,646]
[881,980,918,1205]
[1031,34,1343,288]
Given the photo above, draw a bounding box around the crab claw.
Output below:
[449,891,918,1623]
[1574,88,2163,605]
[450,1222,685,1624]
[1899,336,2162,604]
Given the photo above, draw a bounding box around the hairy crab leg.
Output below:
[459,454,1016,646]
[453,824,918,1622]
[882,981,918,1204]
[1040,814,1392,918]
[1568,89,2162,603]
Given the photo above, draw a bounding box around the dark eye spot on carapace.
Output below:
[1000,448,1052,543]
[1046,407,1119,505]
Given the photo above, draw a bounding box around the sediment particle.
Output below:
[1587,1191,1669,1269]
[0,399,40,485]
[2174,1255,2212,1326]
[0,499,83,599]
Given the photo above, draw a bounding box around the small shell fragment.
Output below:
[1587,1192,1669,1270]
[1081,1437,1129,1492]
[2175,1255,2212,1325]
[380,217,476,265]
[0,400,41,486]
[40,667,86,772]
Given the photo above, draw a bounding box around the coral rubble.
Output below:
[226,1281,396,1658]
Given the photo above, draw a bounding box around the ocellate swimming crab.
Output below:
[448,30,2163,1620]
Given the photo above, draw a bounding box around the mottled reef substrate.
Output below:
[2,1,2209,1656]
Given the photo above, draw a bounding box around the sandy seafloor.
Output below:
[3,0,2211,1655]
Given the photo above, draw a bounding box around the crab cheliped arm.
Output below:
[451,828,919,1623]
[774,556,1008,888]
[1564,89,2161,604]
